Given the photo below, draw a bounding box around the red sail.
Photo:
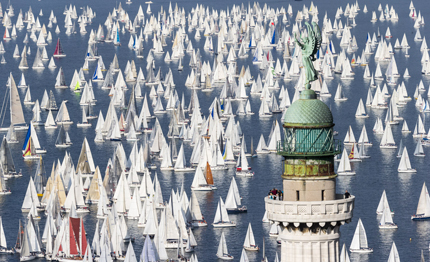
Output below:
[69,217,80,255]
[80,218,87,255]
[54,39,60,55]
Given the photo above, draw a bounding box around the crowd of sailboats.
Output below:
[0,0,429,260]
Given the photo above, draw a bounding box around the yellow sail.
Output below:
[75,80,80,91]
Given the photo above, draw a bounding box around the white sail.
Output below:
[350,218,371,252]
[9,73,26,126]
[243,223,257,249]
[415,183,430,217]
[387,242,400,262]
[340,243,351,262]
[398,147,415,172]
[376,190,393,214]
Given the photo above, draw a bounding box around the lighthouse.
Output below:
[265,89,355,261]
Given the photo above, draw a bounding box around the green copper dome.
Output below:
[284,90,333,127]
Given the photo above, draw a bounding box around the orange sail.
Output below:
[205,162,214,185]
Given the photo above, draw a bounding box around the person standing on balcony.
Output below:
[344,190,351,198]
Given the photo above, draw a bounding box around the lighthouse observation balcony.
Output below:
[264,194,354,224]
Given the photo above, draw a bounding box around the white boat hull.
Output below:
[20,255,36,261]
[213,222,236,228]
[349,248,373,253]
[337,171,356,176]
[379,224,398,229]
[398,169,417,173]
[174,167,195,172]
[55,144,71,148]
[380,145,397,149]
[217,255,234,260]
[244,245,259,251]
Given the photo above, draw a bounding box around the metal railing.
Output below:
[277,139,341,156]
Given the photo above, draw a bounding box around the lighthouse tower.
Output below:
[265,89,355,261]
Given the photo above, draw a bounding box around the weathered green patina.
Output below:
[279,22,339,178]
[294,21,322,89]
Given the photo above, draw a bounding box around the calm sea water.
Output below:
[0,0,429,261]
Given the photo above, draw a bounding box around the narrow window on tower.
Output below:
[296,190,300,201]
[321,190,325,201]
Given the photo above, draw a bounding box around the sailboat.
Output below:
[413,115,426,138]
[174,143,195,172]
[0,136,21,178]
[349,218,373,253]
[22,132,40,160]
[355,99,368,118]
[412,182,430,220]
[337,148,355,175]
[44,110,57,129]
[379,202,398,229]
[55,101,73,124]
[0,73,27,131]
[53,217,87,261]
[243,223,259,251]
[380,124,397,148]
[414,139,425,157]
[225,177,247,213]
[55,125,71,148]
[358,125,372,146]
[77,108,91,127]
[387,242,400,262]
[334,84,348,101]
[343,126,356,145]
[398,147,416,173]
[191,165,214,191]
[53,38,66,57]
[0,217,13,253]
[255,134,270,154]
[376,190,394,215]
[20,226,36,261]
[189,190,208,227]
[348,143,362,162]
[340,244,350,262]
[236,143,254,177]
[216,232,233,260]
[23,86,35,105]
[213,197,236,227]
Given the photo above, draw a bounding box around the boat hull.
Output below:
[191,221,208,227]
[213,222,236,228]
[244,245,259,251]
[398,169,417,173]
[411,215,430,220]
[337,171,356,176]
[216,255,234,260]
[20,255,37,261]
[173,167,195,172]
[379,224,398,229]
[227,207,247,214]
[349,248,373,253]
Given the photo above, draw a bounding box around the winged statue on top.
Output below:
[294,22,322,89]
